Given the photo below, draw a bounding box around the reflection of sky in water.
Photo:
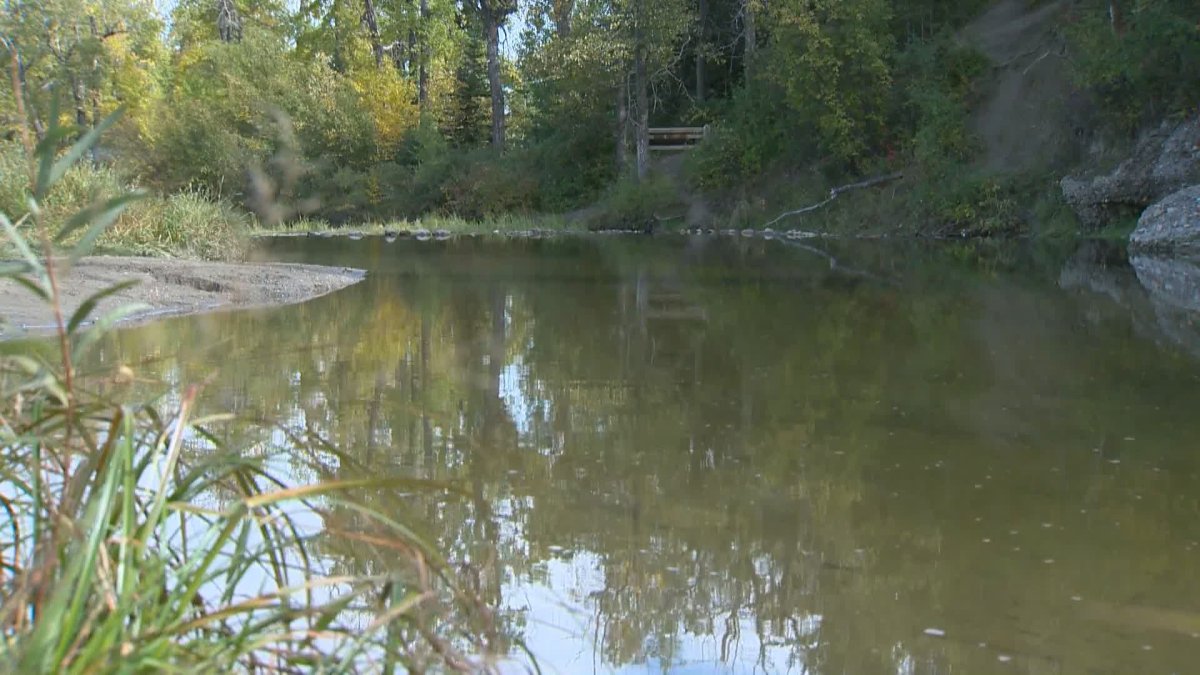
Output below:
[497,352,816,673]
[502,553,819,674]
[85,237,1200,673]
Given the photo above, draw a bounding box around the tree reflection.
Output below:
[92,237,1200,673]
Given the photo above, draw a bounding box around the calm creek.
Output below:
[94,236,1200,673]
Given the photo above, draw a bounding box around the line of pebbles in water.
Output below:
[307,226,827,242]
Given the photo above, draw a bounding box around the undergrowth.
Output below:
[1,140,247,261]
[0,110,524,672]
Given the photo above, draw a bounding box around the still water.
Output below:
[99,236,1200,673]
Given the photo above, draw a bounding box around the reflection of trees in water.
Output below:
[91,239,1200,673]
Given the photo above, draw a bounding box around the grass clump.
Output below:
[105,188,248,260]
[0,111,521,673]
[583,174,682,231]
[248,212,571,237]
[1,141,247,261]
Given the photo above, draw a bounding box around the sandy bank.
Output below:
[0,256,365,338]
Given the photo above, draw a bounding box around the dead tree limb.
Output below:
[781,240,898,286]
[763,171,903,229]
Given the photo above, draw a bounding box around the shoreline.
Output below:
[0,256,366,339]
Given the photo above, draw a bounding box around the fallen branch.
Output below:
[781,239,898,286]
[763,171,903,229]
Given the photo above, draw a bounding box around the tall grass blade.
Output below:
[37,108,123,201]
[1,213,43,275]
[56,191,147,248]
[70,302,150,364]
[66,280,139,335]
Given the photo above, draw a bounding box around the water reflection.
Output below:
[95,237,1200,673]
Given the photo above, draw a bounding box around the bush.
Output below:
[685,79,800,190]
[587,174,681,230]
[1067,0,1200,131]
[925,175,1021,234]
[894,37,988,174]
[1,141,247,260]
[106,189,248,260]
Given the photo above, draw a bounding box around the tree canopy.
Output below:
[2,0,1197,224]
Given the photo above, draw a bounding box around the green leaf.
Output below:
[0,213,42,272]
[71,302,151,363]
[67,191,150,263]
[56,191,147,245]
[67,279,140,335]
[7,274,50,302]
[33,96,69,200]
[37,107,125,199]
[0,261,34,277]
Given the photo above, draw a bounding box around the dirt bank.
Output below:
[0,256,365,338]
[964,0,1082,174]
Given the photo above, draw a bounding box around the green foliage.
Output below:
[925,175,1022,234]
[685,79,798,189]
[586,173,680,229]
[0,109,510,674]
[7,0,1192,238]
[1066,0,1200,131]
[764,0,896,166]
[110,189,248,259]
[895,38,989,173]
[1,141,245,260]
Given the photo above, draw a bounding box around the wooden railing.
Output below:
[648,126,707,150]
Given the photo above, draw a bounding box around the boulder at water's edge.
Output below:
[1130,185,1200,254]
[1062,117,1200,228]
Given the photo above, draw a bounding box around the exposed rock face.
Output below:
[1061,117,1200,228]
[1129,185,1200,254]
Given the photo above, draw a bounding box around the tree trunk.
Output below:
[361,0,384,67]
[418,0,429,109]
[484,8,505,150]
[69,75,89,130]
[1108,0,1125,36]
[216,0,242,42]
[742,0,756,80]
[695,0,707,102]
[615,75,629,174]
[553,0,573,39]
[635,43,649,181]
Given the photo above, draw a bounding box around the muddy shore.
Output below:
[0,256,365,338]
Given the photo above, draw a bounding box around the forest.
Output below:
[2,0,1199,243]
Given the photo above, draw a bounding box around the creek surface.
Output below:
[93,236,1200,673]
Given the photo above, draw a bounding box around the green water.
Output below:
[99,236,1200,673]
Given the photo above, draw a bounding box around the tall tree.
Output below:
[462,0,517,149]
[360,0,384,66]
[217,0,243,42]
[741,0,755,79]
[552,0,574,38]
[695,0,707,102]
[417,0,430,108]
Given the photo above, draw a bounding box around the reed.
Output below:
[1,112,519,672]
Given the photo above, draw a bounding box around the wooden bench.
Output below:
[648,127,707,151]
